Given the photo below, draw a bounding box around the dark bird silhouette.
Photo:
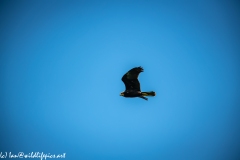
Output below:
[120,66,156,100]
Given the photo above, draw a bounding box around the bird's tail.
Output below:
[141,91,156,96]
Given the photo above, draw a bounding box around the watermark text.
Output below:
[0,152,66,160]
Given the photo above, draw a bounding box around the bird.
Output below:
[120,66,156,100]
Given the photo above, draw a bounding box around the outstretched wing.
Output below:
[121,66,143,91]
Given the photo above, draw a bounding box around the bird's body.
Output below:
[121,90,141,97]
[120,66,156,100]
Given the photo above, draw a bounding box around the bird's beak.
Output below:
[120,93,124,96]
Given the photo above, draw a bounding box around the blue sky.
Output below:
[1,0,240,159]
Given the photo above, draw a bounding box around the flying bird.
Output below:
[120,66,156,100]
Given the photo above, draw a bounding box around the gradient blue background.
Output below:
[1,0,240,159]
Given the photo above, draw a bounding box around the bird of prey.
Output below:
[120,66,156,100]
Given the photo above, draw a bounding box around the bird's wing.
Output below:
[121,66,143,91]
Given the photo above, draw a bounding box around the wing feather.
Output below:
[121,66,143,91]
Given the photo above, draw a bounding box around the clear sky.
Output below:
[1,0,240,160]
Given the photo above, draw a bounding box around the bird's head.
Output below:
[120,92,124,96]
